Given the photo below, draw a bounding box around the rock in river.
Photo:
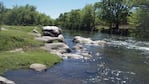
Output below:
[35,36,64,43]
[30,63,47,72]
[44,43,71,53]
[42,26,62,37]
[0,76,15,84]
[61,53,83,59]
[73,36,93,44]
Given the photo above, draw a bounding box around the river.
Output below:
[4,30,149,84]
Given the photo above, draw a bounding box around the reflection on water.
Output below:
[4,30,149,84]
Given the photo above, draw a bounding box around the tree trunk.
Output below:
[91,8,96,32]
[115,22,119,29]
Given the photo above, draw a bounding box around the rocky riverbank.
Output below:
[35,26,107,60]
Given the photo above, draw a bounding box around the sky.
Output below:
[0,0,99,19]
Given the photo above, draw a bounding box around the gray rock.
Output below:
[81,52,92,57]
[72,44,83,50]
[73,36,93,44]
[32,29,39,33]
[42,26,62,37]
[73,36,107,47]
[30,63,47,72]
[58,34,64,42]
[0,76,15,84]
[35,36,64,43]
[44,43,71,53]
[1,28,8,31]
[92,40,107,46]
[62,53,83,59]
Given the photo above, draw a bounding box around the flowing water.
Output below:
[4,30,149,84]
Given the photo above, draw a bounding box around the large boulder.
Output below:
[30,63,47,72]
[0,76,15,84]
[42,26,62,37]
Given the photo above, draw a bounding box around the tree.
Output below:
[99,0,130,29]
[56,4,96,31]
[128,0,149,31]
[0,4,53,26]
[69,9,81,30]
[81,4,95,31]
[94,2,105,26]
[0,2,6,29]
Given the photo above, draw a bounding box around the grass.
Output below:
[0,29,43,51]
[2,25,42,33]
[0,25,62,74]
[0,49,61,74]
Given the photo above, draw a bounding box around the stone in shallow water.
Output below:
[30,63,47,72]
[73,36,93,44]
[62,53,83,59]
[0,76,15,84]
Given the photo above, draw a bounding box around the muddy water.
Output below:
[4,30,149,84]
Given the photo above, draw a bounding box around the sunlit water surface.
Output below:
[4,30,149,84]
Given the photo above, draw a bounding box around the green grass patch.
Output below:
[0,25,62,74]
[2,25,42,33]
[0,29,43,51]
[0,49,62,74]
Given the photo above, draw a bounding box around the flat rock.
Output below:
[62,53,83,59]
[45,43,71,53]
[35,36,63,42]
[92,40,107,46]
[30,63,47,72]
[0,76,15,84]
[73,36,93,44]
[81,52,92,57]
[72,44,83,50]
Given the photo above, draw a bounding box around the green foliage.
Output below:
[0,2,6,25]
[0,3,54,26]
[0,28,43,51]
[0,49,62,74]
[69,9,81,30]
[98,0,130,29]
[128,9,141,27]
[56,4,96,31]
[0,26,62,74]
[81,4,95,31]
[128,0,149,31]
